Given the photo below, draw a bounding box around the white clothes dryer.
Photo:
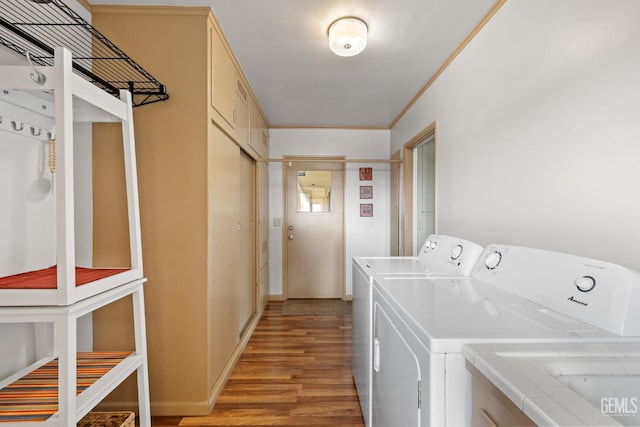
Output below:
[352,234,483,426]
[370,245,640,427]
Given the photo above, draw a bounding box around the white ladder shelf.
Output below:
[0,47,150,426]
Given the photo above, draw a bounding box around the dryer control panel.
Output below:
[418,234,484,277]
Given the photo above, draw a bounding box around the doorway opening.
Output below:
[413,134,436,254]
[401,122,437,255]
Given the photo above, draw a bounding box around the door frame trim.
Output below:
[281,155,346,300]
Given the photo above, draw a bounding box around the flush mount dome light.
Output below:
[328,17,368,57]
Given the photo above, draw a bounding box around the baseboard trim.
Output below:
[269,294,353,301]
[206,310,262,410]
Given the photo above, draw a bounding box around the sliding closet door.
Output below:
[237,149,255,337]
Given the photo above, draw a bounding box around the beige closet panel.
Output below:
[257,161,269,271]
[92,7,210,412]
[237,149,255,335]
[208,124,241,386]
[92,5,268,415]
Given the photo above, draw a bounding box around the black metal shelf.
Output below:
[0,0,169,107]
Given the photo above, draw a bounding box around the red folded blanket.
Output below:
[0,266,128,289]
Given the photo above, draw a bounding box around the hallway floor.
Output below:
[150,301,365,426]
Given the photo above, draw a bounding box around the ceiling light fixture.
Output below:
[328,17,368,57]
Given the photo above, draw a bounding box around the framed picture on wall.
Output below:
[359,167,372,181]
[360,203,373,217]
[360,186,373,199]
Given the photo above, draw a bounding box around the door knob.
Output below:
[288,234,294,240]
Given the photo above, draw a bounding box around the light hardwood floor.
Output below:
[150,301,365,427]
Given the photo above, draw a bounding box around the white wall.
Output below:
[269,128,390,297]
[392,0,640,270]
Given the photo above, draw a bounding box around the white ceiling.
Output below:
[91,1,496,127]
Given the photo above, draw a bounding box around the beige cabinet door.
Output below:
[233,78,249,145]
[210,26,236,127]
[285,159,344,299]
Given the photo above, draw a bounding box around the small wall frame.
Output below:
[360,203,373,217]
[359,185,373,199]
[359,167,372,181]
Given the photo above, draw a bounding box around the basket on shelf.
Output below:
[77,411,135,427]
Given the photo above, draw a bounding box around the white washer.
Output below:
[370,245,640,427]
[352,235,483,426]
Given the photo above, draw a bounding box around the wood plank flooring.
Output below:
[150,301,364,427]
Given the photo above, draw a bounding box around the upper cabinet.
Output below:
[234,77,249,146]
[210,26,235,128]
[210,22,268,155]
[249,95,269,159]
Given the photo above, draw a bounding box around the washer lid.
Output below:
[374,276,619,354]
[359,257,447,276]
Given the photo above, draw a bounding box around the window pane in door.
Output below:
[297,171,332,213]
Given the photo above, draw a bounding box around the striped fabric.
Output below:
[0,352,131,422]
[0,266,128,290]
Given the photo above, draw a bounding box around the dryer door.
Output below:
[352,260,373,426]
[372,300,421,427]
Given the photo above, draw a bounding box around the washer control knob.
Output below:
[424,240,432,250]
[484,251,502,270]
[451,244,463,260]
[575,276,596,292]
[431,241,438,249]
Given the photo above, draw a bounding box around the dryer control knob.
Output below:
[451,244,463,260]
[424,240,432,250]
[484,251,502,270]
[430,241,438,249]
[575,275,596,292]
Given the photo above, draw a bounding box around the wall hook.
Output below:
[26,51,47,85]
[30,127,42,137]
[11,121,25,131]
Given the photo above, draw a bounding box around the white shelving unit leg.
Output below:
[133,287,151,427]
[54,47,77,306]
[55,313,77,426]
[120,89,144,273]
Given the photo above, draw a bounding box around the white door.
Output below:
[284,159,344,299]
